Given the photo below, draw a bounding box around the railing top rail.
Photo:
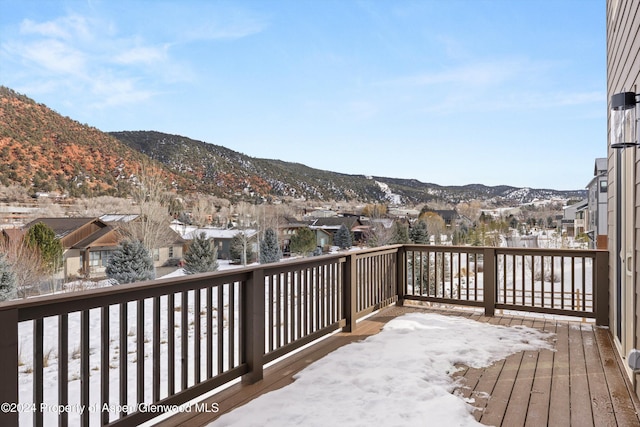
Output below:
[403,244,485,253]
[0,270,253,320]
[494,247,604,256]
[0,246,399,319]
[404,244,604,257]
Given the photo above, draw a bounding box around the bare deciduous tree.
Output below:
[73,196,135,217]
[456,200,483,223]
[0,235,46,298]
[190,196,213,227]
[0,185,30,203]
[420,212,446,244]
[119,162,175,253]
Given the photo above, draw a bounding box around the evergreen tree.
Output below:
[290,227,317,255]
[409,220,429,244]
[25,222,63,273]
[106,239,155,284]
[260,228,282,264]
[333,224,352,250]
[0,254,16,301]
[389,222,411,244]
[183,232,218,274]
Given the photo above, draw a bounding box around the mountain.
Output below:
[0,86,186,198]
[110,130,586,204]
[0,86,585,204]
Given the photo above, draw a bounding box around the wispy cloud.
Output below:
[1,5,268,111]
[385,58,543,88]
[6,38,86,76]
[158,2,269,43]
[375,56,601,117]
[183,17,267,42]
[2,12,168,109]
[89,76,156,108]
[114,45,169,65]
[20,14,92,41]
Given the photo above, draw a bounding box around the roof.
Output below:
[23,217,100,239]
[71,225,118,250]
[184,228,258,240]
[312,217,360,229]
[100,214,140,223]
[564,199,588,210]
[123,222,187,245]
[369,218,394,229]
[282,217,314,227]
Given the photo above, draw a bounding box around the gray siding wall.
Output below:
[607,0,640,394]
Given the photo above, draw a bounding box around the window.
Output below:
[89,250,113,267]
[599,179,608,193]
[169,246,174,258]
[153,248,160,262]
[89,251,101,267]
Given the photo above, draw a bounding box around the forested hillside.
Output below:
[0,86,586,204]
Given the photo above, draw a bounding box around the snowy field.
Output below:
[17,262,245,426]
[209,312,554,427]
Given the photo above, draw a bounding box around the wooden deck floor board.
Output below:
[158,306,640,427]
[479,351,523,426]
[524,320,556,427]
[582,327,617,427]
[502,350,538,427]
[548,322,571,426]
[471,359,506,421]
[568,324,594,427]
[594,328,640,427]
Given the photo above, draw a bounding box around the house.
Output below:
[22,217,184,281]
[585,158,608,249]
[561,199,587,238]
[99,214,185,267]
[22,217,117,281]
[310,216,367,244]
[278,218,332,254]
[606,0,640,397]
[182,228,258,261]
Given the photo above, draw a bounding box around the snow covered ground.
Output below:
[17,261,245,426]
[209,312,554,427]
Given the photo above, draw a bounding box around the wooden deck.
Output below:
[158,304,640,427]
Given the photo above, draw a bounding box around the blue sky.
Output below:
[0,0,605,191]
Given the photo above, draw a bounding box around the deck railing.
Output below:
[402,246,608,324]
[0,244,607,426]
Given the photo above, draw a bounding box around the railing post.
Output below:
[594,250,609,326]
[242,268,265,384]
[396,246,406,306]
[343,254,358,332]
[483,248,496,317]
[0,309,19,427]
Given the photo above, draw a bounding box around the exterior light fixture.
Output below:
[610,91,639,149]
